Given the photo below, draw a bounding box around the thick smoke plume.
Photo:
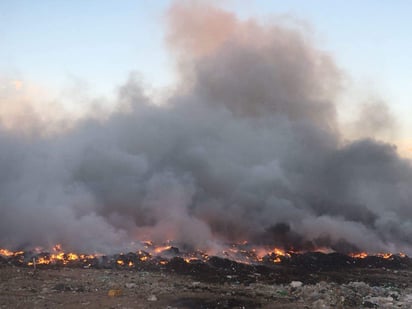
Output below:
[1,2,412,254]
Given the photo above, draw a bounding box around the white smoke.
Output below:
[0,2,411,254]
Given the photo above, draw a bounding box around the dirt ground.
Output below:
[0,266,283,309]
[1,265,412,308]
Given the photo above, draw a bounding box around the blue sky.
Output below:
[0,1,411,149]
[0,1,172,95]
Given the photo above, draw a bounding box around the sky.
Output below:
[0,0,411,153]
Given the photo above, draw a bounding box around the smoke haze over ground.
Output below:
[1,2,412,254]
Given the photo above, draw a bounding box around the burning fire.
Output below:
[271,248,291,263]
[0,249,23,257]
[116,260,124,266]
[349,252,368,259]
[154,245,172,254]
[349,252,406,260]
[0,242,409,268]
[26,251,96,266]
[377,253,393,259]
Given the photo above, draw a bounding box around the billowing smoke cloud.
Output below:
[348,99,398,141]
[1,2,412,254]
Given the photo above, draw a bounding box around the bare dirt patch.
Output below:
[1,264,412,308]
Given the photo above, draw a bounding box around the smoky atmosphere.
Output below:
[1,1,412,256]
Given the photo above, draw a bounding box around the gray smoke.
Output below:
[1,2,411,254]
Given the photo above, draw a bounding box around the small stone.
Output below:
[290,281,303,288]
[389,291,400,300]
[312,299,327,309]
[147,294,157,301]
[362,300,377,308]
[76,286,85,292]
[276,290,288,296]
[53,283,72,292]
[108,289,123,297]
[366,296,393,306]
[125,283,137,289]
[343,294,362,307]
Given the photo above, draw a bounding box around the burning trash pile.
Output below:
[1,242,411,281]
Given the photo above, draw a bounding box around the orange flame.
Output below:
[0,243,409,267]
[0,249,17,257]
[377,253,392,259]
[154,245,172,254]
[350,252,368,259]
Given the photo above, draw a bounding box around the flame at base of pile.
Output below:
[0,241,410,271]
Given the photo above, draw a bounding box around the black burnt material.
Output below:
[283,252,354,271]
[1,250,411,285]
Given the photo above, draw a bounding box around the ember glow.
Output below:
[20,244,101,267]
[154,245,172,254]
[349,252,368,259]
[377,253,394,259]
[0,242,409,269]
[0,249,19,257]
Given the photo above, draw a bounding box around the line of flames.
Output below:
[0,244,407,268]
